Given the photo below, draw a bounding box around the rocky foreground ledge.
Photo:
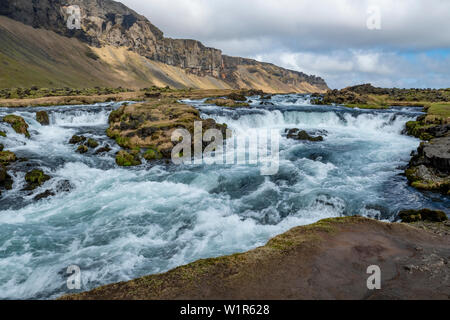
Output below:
[61,217,450,300]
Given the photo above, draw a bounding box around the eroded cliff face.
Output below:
[0,0,329,92]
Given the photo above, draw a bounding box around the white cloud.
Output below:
[119,0,450,88]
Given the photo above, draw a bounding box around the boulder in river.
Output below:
[76,145,89,154]
[286,129,324,142]
[0,131,6,137]
[86,138,99,148]
[0,163,13,191]
[95,144,112,155]
[2,115,30,138]
[0,150,17,165]
[36,111,50,126]
[69,135,87,144]
[24,169,51,191]
[0,144,3,152]
[34,190,56,201]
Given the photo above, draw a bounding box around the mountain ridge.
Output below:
[0,0,328,92]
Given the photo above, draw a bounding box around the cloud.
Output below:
[119,0,450,88]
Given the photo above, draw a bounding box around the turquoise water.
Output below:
[0,95,448,299]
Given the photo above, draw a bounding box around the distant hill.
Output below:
[0,0,329,92]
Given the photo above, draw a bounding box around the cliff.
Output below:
[0,0,328,92]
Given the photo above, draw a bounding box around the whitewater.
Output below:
[0,95,448,299]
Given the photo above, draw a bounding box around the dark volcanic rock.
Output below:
[286,129,324,142]
[34,189,55,201]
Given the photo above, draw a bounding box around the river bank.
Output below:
[61,216,450,300]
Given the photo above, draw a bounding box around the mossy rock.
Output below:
[0,151,17,165]
[144,148,163,161]
[116,150,142,167]
[0,144,3,152]
[2,115,30,138]
[36,111,50,126]
[76,145,89,154]
[399,209,448,223]
[0,131,6,137]
[24,169,51,190]
[0,163,13,190]
[86,138,99,149]
[69,135,86,144]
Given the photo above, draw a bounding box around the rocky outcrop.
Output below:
[107,99,228,159]
[406,137,450,194]
[60,217,450,300]
[0,0,328,92]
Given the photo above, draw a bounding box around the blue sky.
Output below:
[120,0,450,89]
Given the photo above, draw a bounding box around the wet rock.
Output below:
[0,144,3,152]
[34,189,55,201]
[95,144,112,154]
[0,163,13,191]
[399,209,448,223]
[76,145,89,154]
[116,150,142,167]
[0,150,17,165]
[286,129,324,142]
[1,115,30,138]
[0,131,6,137]
[69,135,87,144]
[108,99,228,158]
[261,95,272,100]
[56,180,74,193]
[86,138,99,149]
[36,111,50,126]
[24,169,51,191]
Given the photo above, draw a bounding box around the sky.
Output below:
[119,0,450,89]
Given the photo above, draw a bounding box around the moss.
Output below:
[24,169,51,190]
[76,145,89,154]
[399,209,448,223]
[0,151,17,165]
[69,135,86,144]
[143,148,163,161]
[86,138,99,149]
[115,136,132,149]
[0,131,6,137]
[2,115,30,138]
[116,150,141,167]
